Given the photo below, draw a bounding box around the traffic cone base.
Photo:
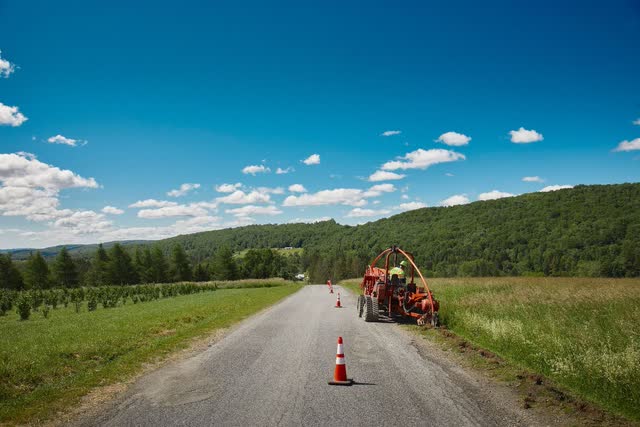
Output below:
[328,337,353,386]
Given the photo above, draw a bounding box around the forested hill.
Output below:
[156,183,640,279]
[5,183,639,281]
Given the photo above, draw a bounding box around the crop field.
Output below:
[340,277,640,421]
[0,280,301,424]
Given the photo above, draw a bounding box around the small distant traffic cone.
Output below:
[329,286,334,294]
[335,293,342,308]
[328,336,353,386]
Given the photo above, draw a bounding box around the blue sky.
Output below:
[1,0,639,248]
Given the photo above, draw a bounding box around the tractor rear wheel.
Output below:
[364,295,379,322]
[357,295,364,317]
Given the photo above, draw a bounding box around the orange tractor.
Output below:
[357,246,439,327]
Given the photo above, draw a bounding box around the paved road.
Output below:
[81,285,536,426]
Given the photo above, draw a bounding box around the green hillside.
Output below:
[5,183,640,282]
[154,183,640,281]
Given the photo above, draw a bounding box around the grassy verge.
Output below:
[339,277,640,422]
[0,281,301,424]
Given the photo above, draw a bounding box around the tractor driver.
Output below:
[389,260,408,285]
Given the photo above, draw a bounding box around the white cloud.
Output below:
[288,184,307,193]
[445,173,454,177]
[242,165,270,175]
[276,167,294,174]
[381,130,401,137]
[0,152,98,190]
[138,204,209,219]
[47,134,87,147]
[225,205,283,217]
[478,190,516,201]
[346,207,391,217]
[509,127,544,143]
[216,190,271,204]
[401,194,409,200]
[53,210,112,235]
[368,170,406,182]
[167,183,200,197]
[612,138,640,152]
[256,186,284,195]
[0,102,28,127]
[302,154,320,165]
[397,202,427,211]
[522,176,544,183]
[129,199,178,208]
[0,186,71,221]
[0,51,16,78]
[539,185,574,192]
[633,118,640,126]
[101,216,224,242]
[102,206,124,215]
[435,131,471,146]
[381,148,465,171]
[215,183,242,193]
[439,194,470,207]
[363,183,396,197]
[288,217,332,224]
[283,188,367,207]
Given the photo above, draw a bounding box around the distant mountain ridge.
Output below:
[1,241,150,260]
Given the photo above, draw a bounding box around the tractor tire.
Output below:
[364,296,379,322]
[357,295,365,317]
[371,297,379,321]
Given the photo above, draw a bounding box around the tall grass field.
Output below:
[0,280,301,424]
[340,277,640,421]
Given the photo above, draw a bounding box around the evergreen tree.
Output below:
[24,251,50,289]
[150,247,168,283]
[53,246,79,287]
[170,244,192,282]
[107,244,136,285]
[0,254,24,290]
[210,246,238,280]
[134,246,152,283]
[193,263,209,282]
[86,243,110,286]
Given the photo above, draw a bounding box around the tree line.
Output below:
[0,244,303,290]
[2,183,638,287]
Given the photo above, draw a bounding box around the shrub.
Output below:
[15,294,31,320]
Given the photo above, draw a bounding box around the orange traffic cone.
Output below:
[335,293,342,308]
[328,336,353,386]
[329,286,334,294]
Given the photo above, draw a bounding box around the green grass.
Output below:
[0,282,301,425]
[339,277,640,421]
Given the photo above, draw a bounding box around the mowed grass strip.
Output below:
[339,277,640,421]
[0,282,302,425]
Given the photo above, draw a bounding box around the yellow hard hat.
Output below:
[400,260,408,267]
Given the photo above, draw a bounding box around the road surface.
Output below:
[78,285,541,426]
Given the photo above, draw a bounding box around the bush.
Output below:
[15,294,31,320]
